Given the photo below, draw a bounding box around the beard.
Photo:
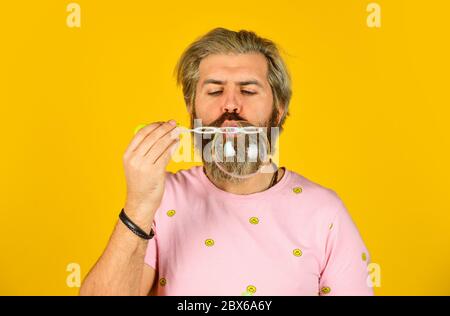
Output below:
[192,108,279,184]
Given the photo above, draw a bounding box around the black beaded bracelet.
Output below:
[119,208,155,240]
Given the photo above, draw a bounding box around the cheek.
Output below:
[245,96,274,120]
[194,96,221,120]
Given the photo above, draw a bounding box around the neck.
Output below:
[203,166,284,195]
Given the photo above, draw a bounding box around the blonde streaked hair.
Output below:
[174,27,292,131]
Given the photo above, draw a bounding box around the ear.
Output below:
[275,106,285,126]
[187,93,197,116]
[187,101,196,128]
[186,99,194,116]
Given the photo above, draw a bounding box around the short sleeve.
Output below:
[143,220,158,269]
[319,196,374,296]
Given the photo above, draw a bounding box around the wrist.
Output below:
[123,202,157,230]
[119,208,155,241]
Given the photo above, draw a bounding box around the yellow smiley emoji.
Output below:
[246,285,257,294]
[205,239,215,247]
[249,217,259,225]
[362,252,367,261]
[167,209,176,217]
[320,286,331,294]
[159,278,167,286]
[293,249,303,257]
[293,187,303,194]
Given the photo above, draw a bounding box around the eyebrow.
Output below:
[202,79,263,88]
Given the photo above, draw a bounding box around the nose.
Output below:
[221,89,242,114]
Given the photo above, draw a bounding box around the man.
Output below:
[80,28,373,296]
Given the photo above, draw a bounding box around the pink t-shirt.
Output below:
[144,166,373,296]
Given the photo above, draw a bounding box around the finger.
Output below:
[125,122,163,154]
[145,128,181,163]
[135,121,177,157]
[154,138,180,167]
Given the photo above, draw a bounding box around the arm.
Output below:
[79,120,179,296]
[79,215,156,296]
[319,194,374,296]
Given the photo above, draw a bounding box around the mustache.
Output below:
[206,112,247,127]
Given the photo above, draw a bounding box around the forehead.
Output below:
[198,53,269,83]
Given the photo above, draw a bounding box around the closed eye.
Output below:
[207,90,257,96]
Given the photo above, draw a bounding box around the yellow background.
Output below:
[1,0,449,295]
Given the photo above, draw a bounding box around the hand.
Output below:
[122,120,180,227]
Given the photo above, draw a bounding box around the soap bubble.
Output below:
[209,120,277,179]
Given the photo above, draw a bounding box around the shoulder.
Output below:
[152,166,203,220]
[286,170,365,250]
[285,169,348,220]
[160,165,204,200]
[164,165,203,187]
